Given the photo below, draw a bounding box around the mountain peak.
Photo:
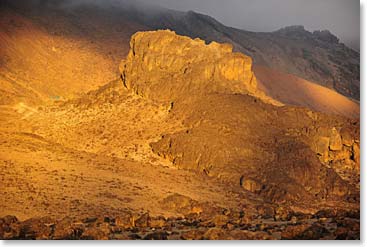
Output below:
[313,29,339,43]
[275,25,307,33]
[275,25,340,44]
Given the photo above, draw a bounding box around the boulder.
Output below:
[180,229,206,240]
[143,231,168,240]
[241,178,262,193]
[161,193,200,215]
[329,128,343,151]
[19,217,55,240]
[281,224,311,239]
[114,213,135,229]
[352,143,360,164]
[211,214,229,227]
[52,217,84,240]
[80,227,109,240]
[314,137,330,161]
[0,215,20,239]
[149,216,166,228]
[340,127,354,147]
[134,213,150,228]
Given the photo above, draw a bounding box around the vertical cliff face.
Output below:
[119,30,275,104]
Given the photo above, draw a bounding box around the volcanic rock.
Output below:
[116,30,359,206]
[119,30,276,105]
[330,128,343,151]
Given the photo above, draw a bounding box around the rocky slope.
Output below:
[0,30,360,239]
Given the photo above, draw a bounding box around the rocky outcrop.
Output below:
[119,30,277,105]
[150,96,358,204]
[312,126,359,166]
[311,125,360,187]
[118,30,359,207]
[313,30,339,44]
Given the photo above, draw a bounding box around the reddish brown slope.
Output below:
[254,65,359,119]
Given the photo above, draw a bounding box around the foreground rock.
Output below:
[0,209,359,240]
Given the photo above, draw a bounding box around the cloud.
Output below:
[137,0,360,50]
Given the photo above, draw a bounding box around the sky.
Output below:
[138,0,360,50]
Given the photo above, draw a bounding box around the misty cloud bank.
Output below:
[137,0,360,51]
[22,0,360,51]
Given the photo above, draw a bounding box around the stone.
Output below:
[135,213,150,228]
[114,213,135,229]
[128,233,142,240]
[19,217,55,240]
[0,215,20,239]
[314,137,330,162]
[281,224,311,239]
[334,227,349,239]
[0,215,18,225]
[241,178,262,193]
[352,143,360,164]
[274,206,292,221]
[329,148,352,163]
[296,223,331,240]
[329,128,343,151]
[180,229,205,240]
[212,214,229,227]
[315,208,337,218]
[222,208,231,216]
[143,231,168,240]
[227,230,275,240]
[340,127,354,147]
[290,216,297,224]
[161,193,197,215]
[149,216,166,228]
[256,205,275,219]
[52,217,84,240]
[191,206,203,215]
[203,228,227,240]
[80,227,109,240]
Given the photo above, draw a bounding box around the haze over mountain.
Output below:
[0,0,360,240]
[139,0,360,52]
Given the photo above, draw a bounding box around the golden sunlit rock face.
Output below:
[120,30,260,102]
[0,3,360,241]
